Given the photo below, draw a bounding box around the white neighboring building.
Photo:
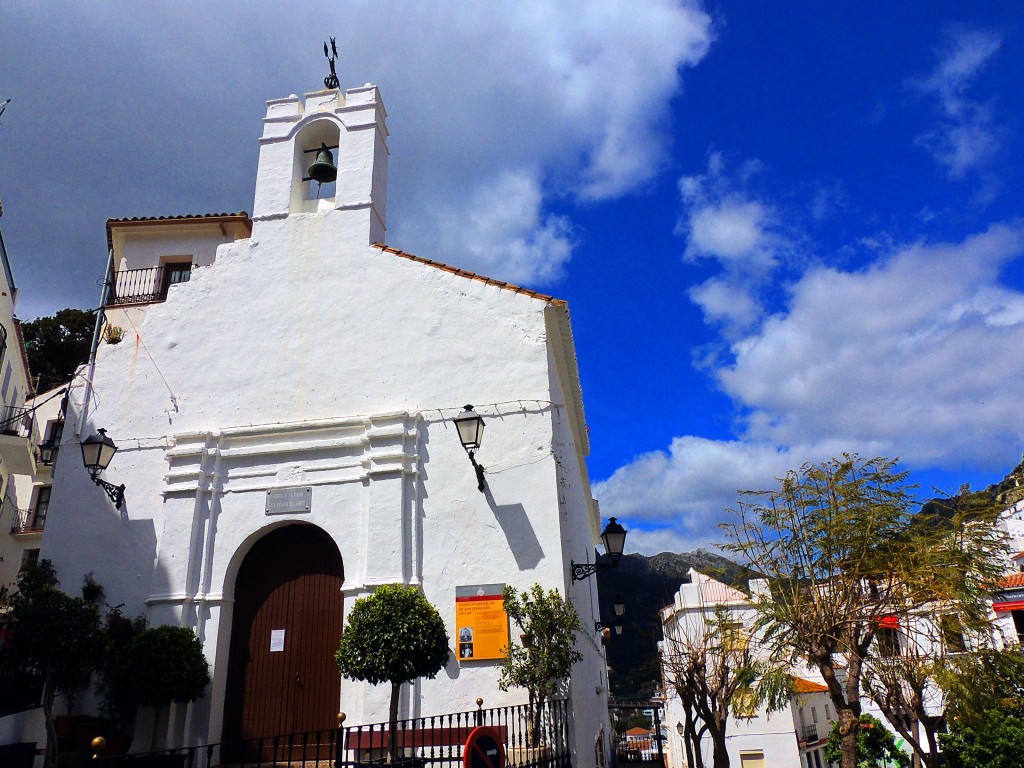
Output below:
[0,386,67,590]
[37,82,612,764]
[660,570,839,768]
[0,217,36,590]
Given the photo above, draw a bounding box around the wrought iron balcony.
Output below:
[10,506,45,534]
[106,263,195,306]
[800,725,819,743]
[0,406,38,475]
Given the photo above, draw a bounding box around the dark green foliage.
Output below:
[335,584,450,688]
[107,625,210,709]
[6,560,103,697]
[335,585,449,758]
[940,706,1024,768]
[824,714,910,768]
[4,560,104,768]
[937,649,1024,768]
[22,308,96,389]
[97,607,147,729]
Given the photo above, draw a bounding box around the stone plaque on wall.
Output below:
[265,486,312,515]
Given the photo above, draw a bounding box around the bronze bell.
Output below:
[307,143,338,185]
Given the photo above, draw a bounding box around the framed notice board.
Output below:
[455,584,510,661]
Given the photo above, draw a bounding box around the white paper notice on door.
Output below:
[270,629,286,652]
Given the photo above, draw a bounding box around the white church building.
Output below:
[34,82,613,762]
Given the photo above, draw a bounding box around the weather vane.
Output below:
[323,38,339,89]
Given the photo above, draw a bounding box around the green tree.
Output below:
[721,455,1005,768]
[940,707,1024,768]
[936,649,1024,768]
[335,585,450,760]
[22,308,96,390]
[499,584,582,746]
[105,624,210,722]
[4,561,103,768]
[824,713,910,768]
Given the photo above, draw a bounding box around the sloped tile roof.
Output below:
[999,572,1024,589]
[372,243,567,307]
[793,677,829,693]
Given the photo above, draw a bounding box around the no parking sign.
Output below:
[464,726,505,768]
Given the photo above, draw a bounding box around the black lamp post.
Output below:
[571,517,627,581]
[81,428,125,509]
[596,594,626,634]
[454,405,486,492]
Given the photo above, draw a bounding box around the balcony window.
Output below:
[30,486,49,531]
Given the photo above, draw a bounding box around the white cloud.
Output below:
[594,437,805,553]
[718,223,1024,468]
[0,1,715,315]
[676,153,782,336]
[599,223,1024,553]
[910,28,1004,180]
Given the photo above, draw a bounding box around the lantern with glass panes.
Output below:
[81,429,125,509]
[595,594,626,635]
[571,517,627,581]
[453,405,487,492]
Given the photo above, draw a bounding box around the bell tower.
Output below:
[251,84,389,243]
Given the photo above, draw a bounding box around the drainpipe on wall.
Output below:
[76,248,113,437]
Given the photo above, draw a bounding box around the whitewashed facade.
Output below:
[37,83,611,763]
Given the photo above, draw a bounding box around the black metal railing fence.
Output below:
[106,264,195,306]
[93,699,570,768]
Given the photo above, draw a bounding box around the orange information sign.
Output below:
[455,584,509,661]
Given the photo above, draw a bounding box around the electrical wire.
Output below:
[122,310,179,411]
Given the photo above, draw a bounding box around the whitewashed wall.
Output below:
[40,85,606,764]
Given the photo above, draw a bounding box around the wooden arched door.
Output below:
[223,524,344,744]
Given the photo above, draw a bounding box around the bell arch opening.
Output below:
[222,523,344,748]
[291,119,342,213]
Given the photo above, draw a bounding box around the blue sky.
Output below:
[2,2,1023,554]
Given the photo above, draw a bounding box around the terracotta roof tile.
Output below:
[372,243,567,307]
[1000,572,1024,589]
[793,677,829,694]
[1011,551,1024,561]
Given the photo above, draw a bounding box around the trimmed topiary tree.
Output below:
[105,624,211,737]
[335,585,450,760]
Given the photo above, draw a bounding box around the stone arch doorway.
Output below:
[222,524,344,744]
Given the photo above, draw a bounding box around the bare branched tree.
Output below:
[662,604,761,768]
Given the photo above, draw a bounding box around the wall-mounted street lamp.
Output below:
[81,428,125,509]
[596,594,626,635]
[571,517,627,581]
[454,405,486,492]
